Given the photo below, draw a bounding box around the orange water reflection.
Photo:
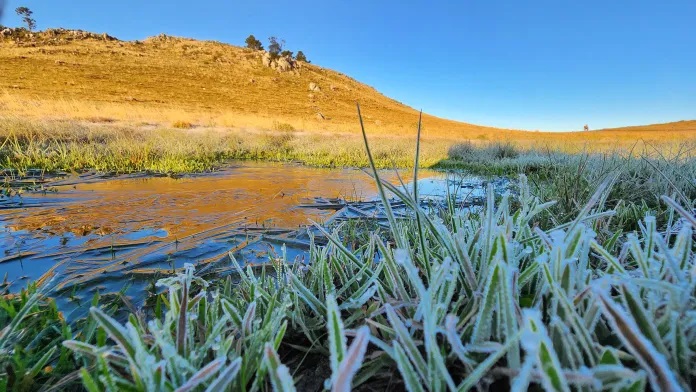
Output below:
[6,163,436,239]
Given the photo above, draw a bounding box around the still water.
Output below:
[0,162,490,318]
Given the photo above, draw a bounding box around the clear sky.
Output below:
[2,0,695,131]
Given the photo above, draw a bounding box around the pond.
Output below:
[1,162,498,319]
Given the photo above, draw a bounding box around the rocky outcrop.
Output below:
[260,51,300,73]
[262,52,272,67]
[309,82,321,92]
[276,56,292,72]
[0,28,118,42]
[55,28,116,40]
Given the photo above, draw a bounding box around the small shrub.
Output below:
[448,141,475,160]
[171,120,194,129]
[262,130,295,153]
[374,146,406,163]
[82,116,116,124]
[272,121,295,132]
[484,142,519,159]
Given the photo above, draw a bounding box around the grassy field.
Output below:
[2,124,695,390]
[2,116,696,178]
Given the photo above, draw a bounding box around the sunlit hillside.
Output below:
[1,28,695,147]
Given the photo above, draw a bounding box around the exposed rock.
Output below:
[262,52,272,67]
[308,93,315,100]
[276,56,293,72]
[0,28,119,43]
[316,112,326,120]
[261,51,300,73]
[330,84,338,91]
[309,82,321,92]
[249,78,256,84]
[54,60,66,65]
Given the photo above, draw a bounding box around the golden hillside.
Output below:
[1,28,694,145]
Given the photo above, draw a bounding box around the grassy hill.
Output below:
[0,29,510,138]
[1,28,694,140]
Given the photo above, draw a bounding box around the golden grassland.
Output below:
[1,29,695,173]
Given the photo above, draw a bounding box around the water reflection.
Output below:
[1,163,464,315]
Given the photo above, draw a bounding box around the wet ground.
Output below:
[0,162,499,319]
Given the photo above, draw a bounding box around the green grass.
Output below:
[0,118,442,174]
[2,113,696,391]
[0,282,131,392]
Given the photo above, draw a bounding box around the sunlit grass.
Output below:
[0,117,450,174]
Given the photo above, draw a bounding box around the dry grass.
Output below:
[0,117,458,173]
[171,120,194,129]
[1,30,694,151]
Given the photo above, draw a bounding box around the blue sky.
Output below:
[2,0,695,131]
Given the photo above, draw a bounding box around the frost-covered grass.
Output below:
[443,140,696,232]
[2,110,696,391]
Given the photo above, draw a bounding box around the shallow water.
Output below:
[0,162,495,318]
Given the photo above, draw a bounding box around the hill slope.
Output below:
[0,29,503,138]
[1,28,694,143]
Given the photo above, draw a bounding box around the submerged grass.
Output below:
[2,111,696,391]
